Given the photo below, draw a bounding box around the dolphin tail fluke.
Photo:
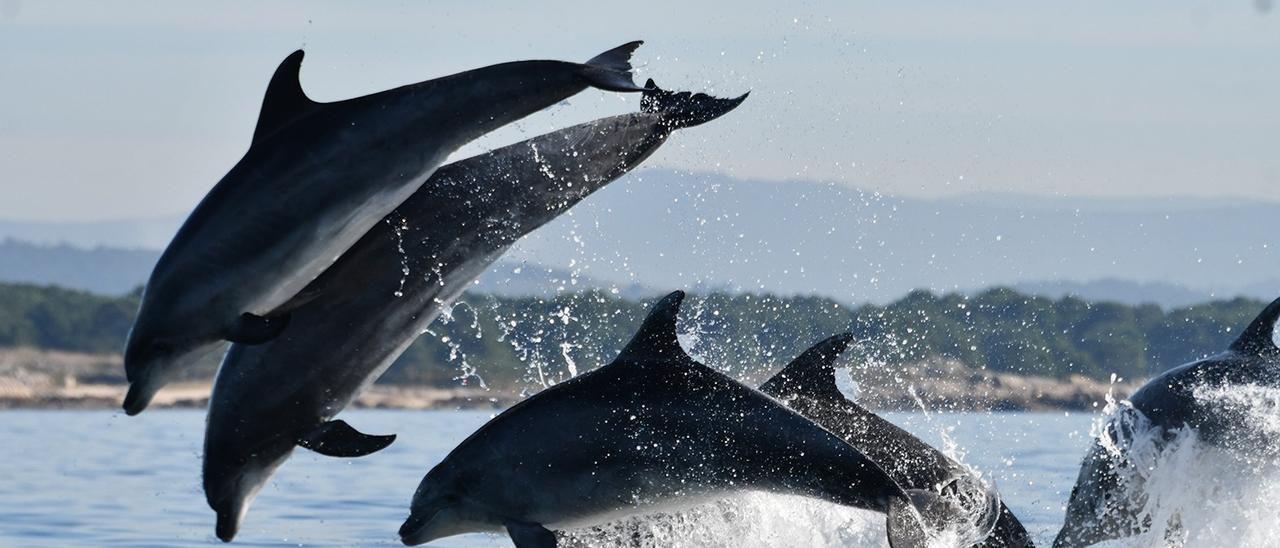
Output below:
[297,419,397,458]
[581,41,648,92]
[759,333,854,402]
[1229,295,1280,356]
[641,78,750,129]
[227,312,291,345]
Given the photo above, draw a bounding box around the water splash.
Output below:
[427,300,487,389]
[387,216,411,297]
[1083,386,1280,546]
[560,493,890,548]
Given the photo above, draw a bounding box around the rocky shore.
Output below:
[0,347,1140,412]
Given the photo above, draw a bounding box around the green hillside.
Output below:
[0,282,1266,386]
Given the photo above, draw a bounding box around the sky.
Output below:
[0,0,1277,221]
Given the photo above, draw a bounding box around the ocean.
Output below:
[0,409,1270,547]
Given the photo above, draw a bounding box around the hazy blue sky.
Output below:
[1,1,1277,221]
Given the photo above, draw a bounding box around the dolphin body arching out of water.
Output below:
[123,42,649,415]
[399,291,950,548]
[1053,297,1280,547]
[563,333,1021,547]
[203,85,748,542]
[760,334,1032,547]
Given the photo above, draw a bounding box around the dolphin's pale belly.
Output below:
[542,488,738,531]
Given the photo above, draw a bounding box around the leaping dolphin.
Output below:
[399,291,948,548]
[203,84,748,542]
[122,42,649,414]
[564,334,1024,547]
[1054,297,1280,547]
[761,334,1032,547]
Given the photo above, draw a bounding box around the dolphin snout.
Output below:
[215,508,240,542]
[398,507,440,546]
[122,379,159,416]
[398,515,426,546]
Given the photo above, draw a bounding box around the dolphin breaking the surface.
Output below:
[203,84,747,541]
[123,42,649,415]
[761,334,1032,547]
[1054,297,1280,547]
[399,291,946,548]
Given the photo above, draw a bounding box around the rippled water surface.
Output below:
[0,410,1099,546]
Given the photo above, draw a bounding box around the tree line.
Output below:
[0,282,1268,386]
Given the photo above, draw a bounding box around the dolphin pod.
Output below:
[117,39,1270,548]
[122,41,649,414]
[557,334,1026,548]
[400,291,952,548]
[203,83,748,541]
[1053,297,1280,547]
[761,334,1034,548]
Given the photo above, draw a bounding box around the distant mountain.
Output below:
[3,168,1277,305]
[500,169,1280,304]
[1008,279,1273,308]
[0,216,182,249]
[0,239,158,295]
[469,261,656,299]
[0,238,654,298]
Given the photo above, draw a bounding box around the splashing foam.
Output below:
[560,493,890,548]
[1087,386,1280,547]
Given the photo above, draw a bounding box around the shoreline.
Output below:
[0,347,1140,412]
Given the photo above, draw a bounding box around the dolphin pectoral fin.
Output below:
[227,312,291,344]
[760,333,855,403]
[297,420,397,458]
[505,520,557,548]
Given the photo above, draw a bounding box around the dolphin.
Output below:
[760,334,1032,547]
[399,291,949,548]
[203,84,748,542]
[122,42,649,414]
[1053,297,1280,547]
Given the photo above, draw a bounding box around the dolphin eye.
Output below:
[152,340,174,354]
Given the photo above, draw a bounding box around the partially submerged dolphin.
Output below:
[204,85,747,541]
[399,291,946,548]
[761,334,1032,547]
[123,42,649,414]
[1054,297,1280,547]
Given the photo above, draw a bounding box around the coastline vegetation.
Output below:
[0,282,1263,388]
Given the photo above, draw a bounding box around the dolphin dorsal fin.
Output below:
[252,50,317,144]
[1229,296,1280,357]
[616,291,690,362]
[760,333,854,402]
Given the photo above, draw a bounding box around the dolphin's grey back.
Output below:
[416,292,909,533]
[760,335,1033,547]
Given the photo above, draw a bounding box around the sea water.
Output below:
[0,409,1263,547]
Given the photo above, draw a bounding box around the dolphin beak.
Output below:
[122,379,159,416]
[398,508,440,546]
[215,508,240,542]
